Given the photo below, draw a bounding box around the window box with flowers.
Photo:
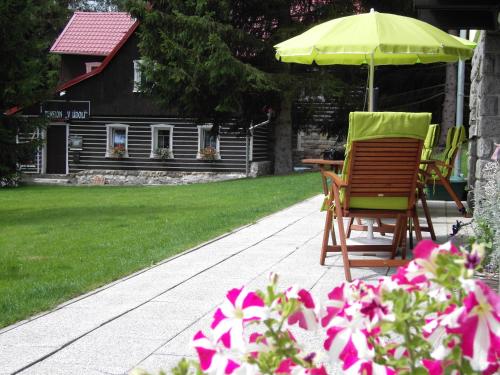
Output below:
[110,144,127,158]
[150,124,174,160]
[105,124,129,158]
[154,147,173,160]
[197,125,220,161]
[199,146,218,161]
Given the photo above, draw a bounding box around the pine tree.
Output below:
[0,0,68,186]
[126,0,358,173]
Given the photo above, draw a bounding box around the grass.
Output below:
[0,172,321,328]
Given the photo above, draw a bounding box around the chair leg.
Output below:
[346,217,354,238]
[391,215,405,259]
[441,179,467,216]
[401,219,408,260]
[432,166,467,216]
[330,216,337,245]
[419,189,436,240]
[321,208,333,265]
[376,219,386,236]
[412,209,423,242]
[333,188,352,282]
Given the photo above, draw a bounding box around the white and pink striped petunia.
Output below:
[211,287,265,351]
[342,355,396,375]
[286,286,319,330]
[191,330,241,375]
[323,306,374,363]
[275,358,328,375]
[455,280,500,372]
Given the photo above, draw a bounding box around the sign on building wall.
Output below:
[41,100,90,120]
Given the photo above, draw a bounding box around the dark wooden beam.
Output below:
[414,0,500,30]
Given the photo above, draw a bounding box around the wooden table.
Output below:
[302,159,344,195]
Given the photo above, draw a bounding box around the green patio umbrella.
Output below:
[274,10,475,111]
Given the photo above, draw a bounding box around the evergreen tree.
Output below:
[126,0,358,173]
[67,0,127,11]
[0,0,68,186]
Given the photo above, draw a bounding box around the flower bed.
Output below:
[163,240,499,375]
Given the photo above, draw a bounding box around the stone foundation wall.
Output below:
[75,170,246,185]
[468,31,500,208]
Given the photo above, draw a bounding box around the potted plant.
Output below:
[110,144,126,158]
[155,147,172,160]
[200,146,218,161]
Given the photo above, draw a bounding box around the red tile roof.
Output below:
[50,12,136,56]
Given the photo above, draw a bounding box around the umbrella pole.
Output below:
[368,53,375,112]
[366,52,375,239]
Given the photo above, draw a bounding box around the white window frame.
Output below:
[105,124,129,158]
[197,125,220,160]
[150,124,174,159]
[85,62,101,73]
[133,60,143,92]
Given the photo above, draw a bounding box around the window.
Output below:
[85,62,101,73]
[197,125,220,160]
[105,124,129,158]
[150,124,174,159]
[133,60,143,92]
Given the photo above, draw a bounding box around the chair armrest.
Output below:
[322,171,347,187]
[421,159,453,169]
[432,160,453,170]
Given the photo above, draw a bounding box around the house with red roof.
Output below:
[20,12,271,183]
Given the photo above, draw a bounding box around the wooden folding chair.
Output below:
[320,111,431,282]
[346,124,439,241]
[421,126,468,216]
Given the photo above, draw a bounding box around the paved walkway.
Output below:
[0,195,466,375]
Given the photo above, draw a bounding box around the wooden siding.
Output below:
[252,126,270,162]
[17,129,42,174]
[68,116,249,173]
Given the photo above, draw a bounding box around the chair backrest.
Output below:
[422,124,440,160]
[439,126,466,178]
[341,112,431,211]
[420,124,440,171]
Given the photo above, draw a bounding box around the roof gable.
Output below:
[50,12,136,56]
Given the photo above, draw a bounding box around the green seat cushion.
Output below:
[347,112,431,143]
[350,197,409,210]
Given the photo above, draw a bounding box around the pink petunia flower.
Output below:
[423,304,462,360]
[342,355,396,375]
[323,306,374,363]
[275,358,328,375]
[456,281,500,371]
[358,285,394,328]
[321,280,372,327]
[392,241,459,301]
[211,287,265,351]
[191,330,241,374]
[286,286,319,330]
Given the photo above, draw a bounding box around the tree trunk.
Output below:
[273,96,293,175]
[439,30,458,147]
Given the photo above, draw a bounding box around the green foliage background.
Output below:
[0,0,68,185]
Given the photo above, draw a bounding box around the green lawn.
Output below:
[0,172,321,328]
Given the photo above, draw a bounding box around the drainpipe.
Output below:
[246,112,272,177]
[245,123,252,177]
[453,29,467,180]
